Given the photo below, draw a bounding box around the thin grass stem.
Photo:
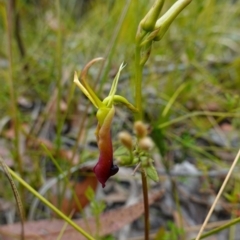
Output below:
[195,149,240,240]
[7,166,95,240]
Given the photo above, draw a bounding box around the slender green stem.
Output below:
[135,43,149,239]
[135,45,143,120]
[7,167,95,240]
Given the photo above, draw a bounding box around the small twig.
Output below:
[195,149,240,240]
[132,161,141,176]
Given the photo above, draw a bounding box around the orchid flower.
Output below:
[74,58,137,187]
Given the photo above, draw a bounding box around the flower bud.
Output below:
[140,0,165,32]
[154,0,192,41]
[146,162,159,182]
[118,131,133,150]
[134,121,148,138]
[139,137,154,151]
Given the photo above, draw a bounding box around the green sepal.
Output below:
[146,161,159,182]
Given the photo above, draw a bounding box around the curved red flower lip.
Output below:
[93,107,119,188]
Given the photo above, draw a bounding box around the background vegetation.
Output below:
[0,0,240,239]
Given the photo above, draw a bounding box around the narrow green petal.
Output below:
[80,58,104,108]
[74,72,99,108]
[108,63,126,104]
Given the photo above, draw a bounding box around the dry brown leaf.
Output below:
[50,171,98,215]
[0,190,164,240]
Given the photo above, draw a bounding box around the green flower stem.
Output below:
[7,167,95,240]
[135,43,149,240]
[134,2,192,239]
[135,45,144,120]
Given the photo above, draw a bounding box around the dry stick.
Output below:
[132,161,141,176]
[195,148,240,240]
